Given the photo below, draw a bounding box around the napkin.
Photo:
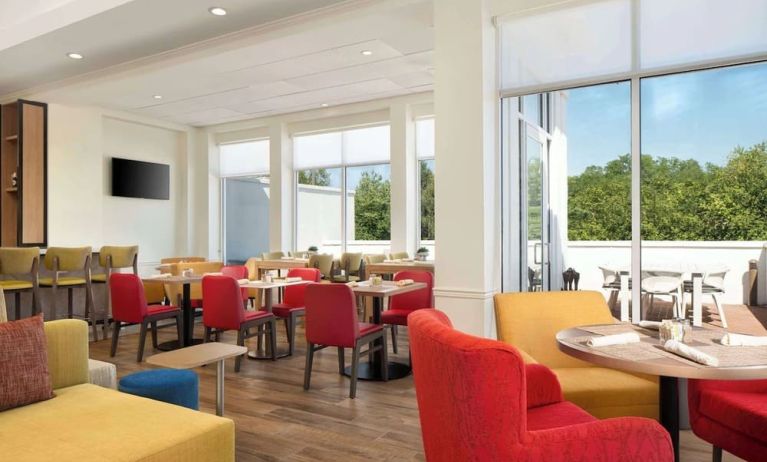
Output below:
[638,320,662,330]
[586,332,640,347]
[284,277,302,283]
[203,272,223,276]
[395,279,415,287]
[346,281,359,287]
[147,273,171,279]
[237,279,250,285]
[664,340,719,366]
[720,333,767,346]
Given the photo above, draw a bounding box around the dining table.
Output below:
[557,323,767,461]
[252,258,310,279]
[141,274,202,351]
[364,260,434,278]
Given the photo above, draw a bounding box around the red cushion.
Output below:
[189,298,203,308]
[244,310,272,321]
[271,303,305,318]
[381,309,411,326]
[358,322,383,337]
[527,401,595,431]
[147,305,178,316]
[699,389,767,443]
[0,315,54,411]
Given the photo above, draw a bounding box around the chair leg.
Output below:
[288,313,298,356]
[269,319,277,361]
[137,321,148,362]
[235,329,245,372]
[84,286,98,342]
[304,343,315,390]
[110,321,121,357]
[381,332,389,382]
[712,446,722,462]
[391,325,398,354]
[337,347,344,374]
[14,292,21,320]
[49,285,57,321]
[203,326,212,343]
[712,293,727,328]
[151,321,158,348]
[350,341,361,399]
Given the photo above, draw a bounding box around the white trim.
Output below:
[630,76,641,324]
[433,287,496,300]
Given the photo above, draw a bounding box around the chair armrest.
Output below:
[526,417,673,462]
[44,319,90,389]
[525,363,562,408]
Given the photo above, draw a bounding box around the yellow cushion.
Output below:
[44,319,89,389]
[0,280,33,290]
[91,273,107,283]
[0,247,39,274]
[39,277,87,287]
[554,367,659,419]
[0,383,234,462]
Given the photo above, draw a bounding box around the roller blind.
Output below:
[343,125,390,165]
[293,132,342,169]
[220,140,269,177]
[294,125,390,169]
[416,118,434,159]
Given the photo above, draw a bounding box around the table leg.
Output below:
[249,287,289,360]
[216,359,224,416]
[660,376,680,461]
[157,282,200,351]
[691,273,703,327]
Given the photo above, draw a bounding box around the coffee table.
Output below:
[147,342,247,416]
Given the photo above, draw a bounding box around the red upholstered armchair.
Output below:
[408,309,673,462]
[688,379,767,462]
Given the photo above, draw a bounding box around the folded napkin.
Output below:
[147,273,171,279]
[280,256,293,260]
[346,281,359,287]
[395,279,415,287]
[203,272,223,276]
[284,277,302,283]
[237,279,250,285]
[586,332,640,347]
[638,320,662,330]
[720,333,767,346]
[664,340,719,367]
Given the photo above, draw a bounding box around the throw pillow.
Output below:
[0,314,54,410]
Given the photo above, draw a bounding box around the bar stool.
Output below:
[0,247,40,319]
[92,245,138,338]
[39,247,100,341]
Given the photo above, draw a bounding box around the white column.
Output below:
[268,122,294,252]
[389,103,417,256]
[433,0,500,337]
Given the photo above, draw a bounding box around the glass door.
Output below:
[521,123,550,291]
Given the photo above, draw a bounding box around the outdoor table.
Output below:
[557,323,767,461]
[141,274,202,350]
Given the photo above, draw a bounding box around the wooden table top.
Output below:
[147,342,248,369]
[351,280,427,297]
[141,274,202,284]
[557,324,767,380]
[254,259,310,270]
[366,261,434,273]
[240,279,310,290]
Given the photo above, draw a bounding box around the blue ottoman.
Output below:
[118,369,199,410]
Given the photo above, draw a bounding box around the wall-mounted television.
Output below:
[111,157,170,200]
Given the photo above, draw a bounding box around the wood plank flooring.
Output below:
[90,318,747,462]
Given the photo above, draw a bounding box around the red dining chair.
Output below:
[382,271,433,354]
[409,309,673,461]
[265,268,321,356]
[221,265,249,305]
[688,379,767,462]
[202,275,277,371]
[109,273,182,362]
[304,283,388,398]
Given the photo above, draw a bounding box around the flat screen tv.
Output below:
[111,157,170,200]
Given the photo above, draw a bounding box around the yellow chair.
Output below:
[0,247,41,319]
[92,245,139,337]
[244,257,262,308]
[309,254,335,280]
[40,247,102,341]
[388,251,410,260]
[493,290,659,420]
[261,251,285,260]
[332,252,363,283]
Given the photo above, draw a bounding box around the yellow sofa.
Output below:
[494,291,658,420]
[0,319,235,462]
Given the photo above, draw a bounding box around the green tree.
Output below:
[353,171,391,240]
[298,168,331,186]
[420,160,435,240]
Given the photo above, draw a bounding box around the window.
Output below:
[219,140,270,264]
[416,118,435,258]
[294,125,391,256]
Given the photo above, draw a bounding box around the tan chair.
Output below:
[389,251,410,260]
[40,247,101,341]
[309,254,335,280]
[0,247,41,319]
[364,254,386,265]
[164,261,224,308]
[332,253,363,283]
[245,257,262,308]
[494,291,658,419]
[290,251,309,259]
[160,256,206,264]
[261,251,285,260]
[92,246,139,337]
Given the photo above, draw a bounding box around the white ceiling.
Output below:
[0,0,434,127]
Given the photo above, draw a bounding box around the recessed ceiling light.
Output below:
[153,95,163,100]
[360,50,373,56]
[209,7,227,16]
[321,103,329,107]
[66,52,83,60]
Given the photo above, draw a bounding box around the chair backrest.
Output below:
[598,266,619,286]
[494,291,613,368]
[164,261,224,302]
[262,251,285,260]
[99,245,138,270]
[283,268,321,307]
[364,254,385,265]
[309,254,334,279]
[244,257,260,280]
[222,265,249,301]
[0,247,39,275]
[290,251,309,259]
[390,271,434,313]
[389,251,409,260]
[304,283,359,348]
[409,309,526,460]
[341,252,363,276]
[44,247,91,272]
[160,256,206,264]
[109,273,148,324]
[202,275,245,330]
[704,268,729,290]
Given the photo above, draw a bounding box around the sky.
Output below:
[566,60,767,176]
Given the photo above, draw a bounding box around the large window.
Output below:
[294,125,391,256]
[416,118,435,258]
[220,140,270,264]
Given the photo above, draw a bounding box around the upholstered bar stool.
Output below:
[39,247,100,341]
[0,247,41,319]
[92,245,139,338]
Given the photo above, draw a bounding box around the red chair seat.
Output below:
[190,298,203,308]
[147,305,178,316]
[527,401,596,431]
[381,308,430,326]
[270,303,305,318]
[358,322,383,337]
[244,310,272,321]
[699,389,767,442]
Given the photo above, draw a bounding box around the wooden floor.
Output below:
[89,312,755,462]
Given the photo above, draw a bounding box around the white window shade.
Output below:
[500,0,631,91]
[342,125,390,165]
[640,0,767,70]
[416,118,435,159]
[293,132,343,169]
[220,140,269,177]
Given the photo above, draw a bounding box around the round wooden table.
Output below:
[557,325,767,461]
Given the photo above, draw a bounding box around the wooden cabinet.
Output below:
[0,100,47,247]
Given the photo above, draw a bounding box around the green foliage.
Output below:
[298,168,331,186]
[568,142,767,241]
[354,171,391,240]
[420,160,435,240]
